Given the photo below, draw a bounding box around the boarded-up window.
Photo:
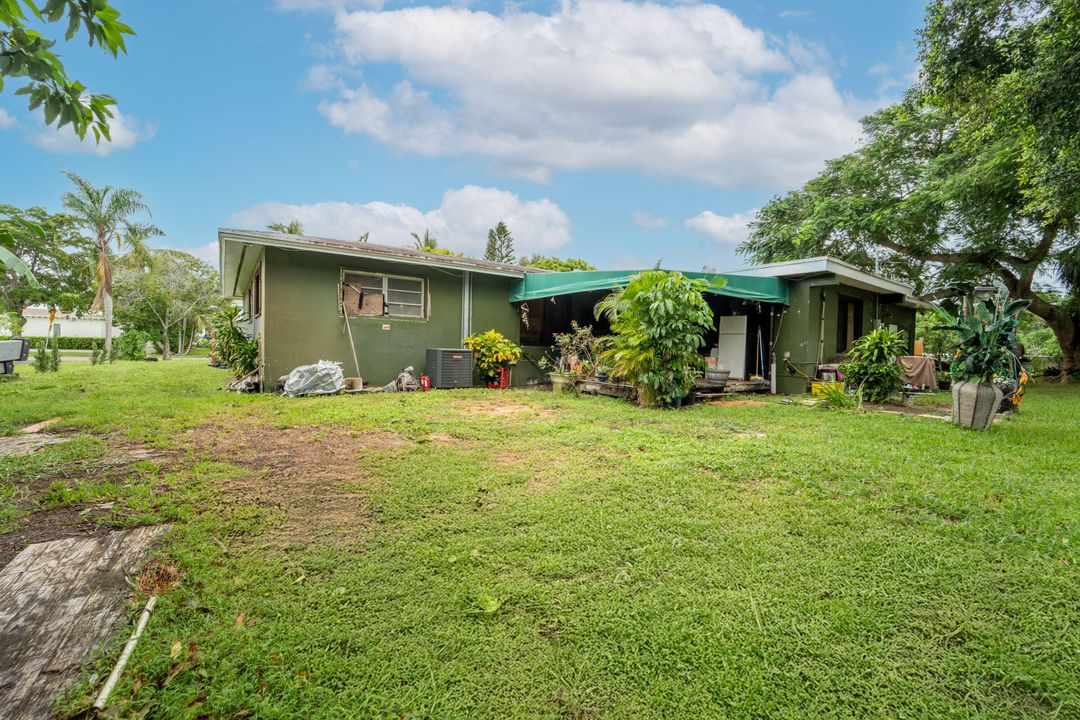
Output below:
[342,271,425,318]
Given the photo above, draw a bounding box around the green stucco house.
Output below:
[219,229,923,394]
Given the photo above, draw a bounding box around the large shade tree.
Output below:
[114,250,221,360]
[741,0,1080,378]
[0,205,94,334]
[61,172,155,354]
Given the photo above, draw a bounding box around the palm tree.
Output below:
[410,229,439,252]
[61,172,152,354]
[117,221,163,270]
[267,220,304,235]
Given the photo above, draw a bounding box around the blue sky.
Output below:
[0,0,924,271]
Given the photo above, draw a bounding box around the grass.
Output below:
[2,362,1079,718]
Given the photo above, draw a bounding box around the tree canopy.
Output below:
[0,204,94,334]
[741,0,1080,377]
[1,0,135,141]
[114,250,221,360]
[519,255,596,272]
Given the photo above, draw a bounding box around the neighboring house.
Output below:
[11,307,123,340]
[219,229,923,394]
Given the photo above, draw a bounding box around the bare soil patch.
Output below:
[187,421,409,546]
[864,402,950,417]
[705,399,770,408]
[456,396,554,418]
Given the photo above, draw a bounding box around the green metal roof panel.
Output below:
[509,270,788,304]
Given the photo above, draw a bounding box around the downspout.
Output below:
[461,271,472,343]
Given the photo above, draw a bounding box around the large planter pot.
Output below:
[952,380,1003,430]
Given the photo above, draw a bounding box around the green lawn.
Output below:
[2,363,1078,718]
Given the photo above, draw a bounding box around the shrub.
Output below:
[33,343,53,373]
[210,307,259,377]
[463,329,522,380]
[594,270,717,407]
[111,330,154,361]
[838,327,907,403]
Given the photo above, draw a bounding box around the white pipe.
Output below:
[93,595,157,711]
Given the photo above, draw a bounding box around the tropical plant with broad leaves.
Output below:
[61,172,154,354]
[595,270,719,407]
[933,280,1030,384]
[838,327,908,403]
[210,306,258,378]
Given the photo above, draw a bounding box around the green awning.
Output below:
[510,270,788,304]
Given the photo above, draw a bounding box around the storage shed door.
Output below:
[716,315,747,380]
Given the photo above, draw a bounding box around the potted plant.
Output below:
[933,281,1029,430]
[935,370,951,391]
[595,362,610,383]
[463,329,522,387]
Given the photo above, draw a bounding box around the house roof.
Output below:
[724,256,928,308]
[218,228,542,298]
[509,270,789,304]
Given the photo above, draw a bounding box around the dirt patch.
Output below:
[187,421,408,546]
[493,450,526,466]
[864,402,950,417]
[426,432,475,448]
[0,434,70,457]
[705,399,770,407]
[457,397,554,418]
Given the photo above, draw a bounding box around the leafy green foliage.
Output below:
[742,0,1080,375]
[933,281,1029,383]
[210,306,258,378]
[32,341,51,372]
[1,205,96,334]
[483,221,515,264]
[110,329,152,361]
[113,250,221,359]
[519,254,596,272]
[595,270,717,407]
[819,381,862,410]
[839,328,908,403]
[463,329,521,379]
[0,0,135,141]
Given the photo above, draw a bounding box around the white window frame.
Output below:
[341,269,428,319]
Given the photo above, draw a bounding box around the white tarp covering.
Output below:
[283,360,344,397]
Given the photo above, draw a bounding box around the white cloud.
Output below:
[0,109,15,130]
[684,209,758,246]
[228,185,572,257]
[631,211,668,230]
[190,241,220,266]
[30,108,155,155]
[302,64,344,92]
[309,0,869,189]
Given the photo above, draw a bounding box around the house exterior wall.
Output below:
[772,280,916,395]
[260,247,521,388]
[19,315,122,339]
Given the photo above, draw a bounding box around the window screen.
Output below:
[342,272,425,318]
